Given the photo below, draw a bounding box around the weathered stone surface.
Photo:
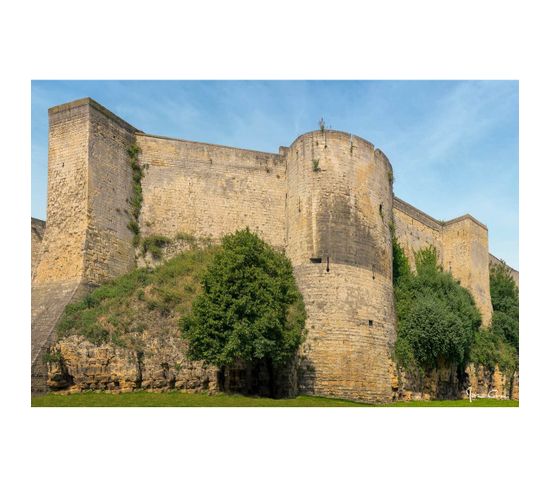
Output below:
[138,134,286,250]
[390,362,519,401]
[286,131,396,403]
[466,364,519,400]
[48,335,218,394]
[31,217,45,280]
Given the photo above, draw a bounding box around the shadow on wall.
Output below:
[317,195,386,275]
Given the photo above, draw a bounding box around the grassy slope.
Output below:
[57,246,218,347]
[31,392,519,407]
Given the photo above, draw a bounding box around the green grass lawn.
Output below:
[31,391,519,407]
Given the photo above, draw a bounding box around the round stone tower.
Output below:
[286,130,396,403]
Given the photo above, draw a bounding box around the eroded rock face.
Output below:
[390,362,519,401]
[466,364,519,400]
[48,335,218,393]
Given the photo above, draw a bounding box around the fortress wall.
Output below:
[83,101,138,285]
[31,218,45,279]
[33,100,91,284]
[442,217,492,326]
[33,97,513,399]
[392,197,443,271]
[489,253,519,287]
[137,134,287,249]
[34,98,138,287]
[287,131,396,402]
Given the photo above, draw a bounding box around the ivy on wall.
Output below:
[126,144,143,246]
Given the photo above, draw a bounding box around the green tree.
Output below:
[393,244,482,372]
[180,229,306,397]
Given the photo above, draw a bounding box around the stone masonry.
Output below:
[32,98,518,401]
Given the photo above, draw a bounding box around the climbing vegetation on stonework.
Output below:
[392,242,482,373]
[126,144,143,246]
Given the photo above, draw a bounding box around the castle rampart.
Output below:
[137,133,287,249]
[31,98,511,399]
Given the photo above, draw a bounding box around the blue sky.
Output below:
[31,80,518,268]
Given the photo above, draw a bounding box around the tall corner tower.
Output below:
[285,130,396,402]
[32,98,139,391]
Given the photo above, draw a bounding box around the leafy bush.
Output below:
[489,261,519,318]
[470,261,519,374]
[393,244,481,372]
[469,327,517,374]
[180,229,306,394]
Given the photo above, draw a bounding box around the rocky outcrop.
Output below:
[47,334,297,397]
[48,335,218,393]
[466,364,519,400]
[391,363,519,401]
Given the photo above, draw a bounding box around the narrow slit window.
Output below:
[310,257,322,264]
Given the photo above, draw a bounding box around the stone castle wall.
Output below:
[31,217,45,279]
[137,134,286,248]
[32,97,514,400]
[84,101,138,285]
